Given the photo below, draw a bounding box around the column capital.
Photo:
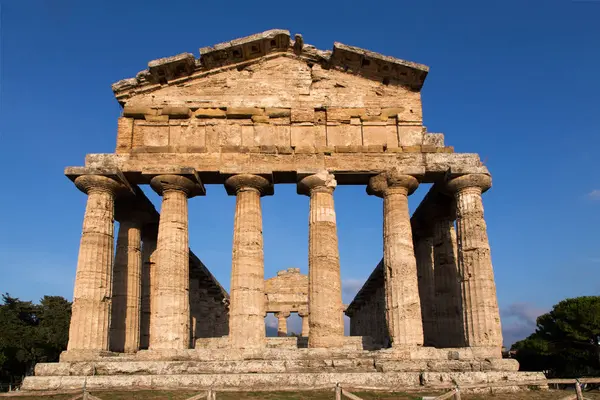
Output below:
[446,174,491,194]
[275,311,291,318]
[225,174,273,196]
[297,170,337,196]
[367,171,418,198]
[74,175,127,196]
[150,175,202,197]
[297,310,308,318]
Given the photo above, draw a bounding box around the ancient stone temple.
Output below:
[23,29,545,392]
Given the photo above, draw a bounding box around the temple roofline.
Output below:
[112,29,429,103]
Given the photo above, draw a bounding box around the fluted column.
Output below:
[298,310,310,337]
[276,311,290,337]
[67,175,125,352]
[433,215,464,348]
[298,170,344,348]
[368,171,423,347]
[110,218,142,353]
[447,174,502,350]
[139,223,158,349]
[414,233,435,346]
[225,174,272,348]
[149,175,200,349]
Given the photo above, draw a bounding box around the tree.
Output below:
[0,293,71,391]
[512,296,600,378]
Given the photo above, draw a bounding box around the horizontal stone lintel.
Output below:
[76,152,488,186]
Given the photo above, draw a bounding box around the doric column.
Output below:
[446,174,502,349]
[110,218,142,353]
[276,311,290,337]
[298,310,310,337]
[225,174,272,348]
[298,170,344,348]
[149,175,201,349]
[139,222,158,350]
[433,214,464,348]
[368,171,423,347]
[414,232,436,346]
[67,175,125,352]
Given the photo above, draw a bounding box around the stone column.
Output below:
[139,222,158,350]
[110,218,142,353]
[446,174,502,349]
[67,175,125,352]
[298,310,310,337]
[149,175,199,349]
[368,171,423,347]
[298,171,344,348]
[414,232,436,346]
[433,215,464,348]
[276,311,290,337]
[225,174,272,348]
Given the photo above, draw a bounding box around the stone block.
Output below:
[144,115,169,122]
[423,133,445,147]
[241,125,255,146]
[266,108,291,118]
[123,106,153,118]
[115,117,134,153]
[421,145,438,153]
[294,146,317,154]
[134,122,169,147]
[327,108,366,122]
[169,122,206,148]
[334,145,361,153]
[259,145,277,154]
[326,124,362,146]
[226,107,264,118]
[398,124,424,146]
[291,108,314,123]
[251,115,270,123]
[277,146,293,154]
[316,146,335,154]
[253,124,291,146]
[291,124,326,148]
[161,106,191,119]
[362,124,398,147]
[194,108,226,118]
[402,146,422,153]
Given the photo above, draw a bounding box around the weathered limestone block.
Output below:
[110,219,142,353]
[149,175,201,349]
[169,120,206,148]
[68,175,126,352]
[362,123,399,148]
[298,171,344,348]
[368,171,424,347]
[326,123,362,146]
[446,174,502,352]
[291,124,326,148]
[116,117,134,153]
[433,215,465,348]
[134,121,169,147]
[225,174,273,348]
[398,124,423,146]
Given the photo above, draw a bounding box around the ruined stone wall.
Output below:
[264,268,308,314]
[345,260,389,347]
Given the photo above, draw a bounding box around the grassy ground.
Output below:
[2,389,600,400]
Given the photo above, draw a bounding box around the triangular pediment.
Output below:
[112,29,429,107]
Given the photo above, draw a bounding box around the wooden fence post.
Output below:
[575,379,583,400]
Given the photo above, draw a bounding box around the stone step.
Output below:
[22,371,547,392]
[35,358,519,377]
[35,359,378,376]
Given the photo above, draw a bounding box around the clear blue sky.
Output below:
[0,0,598,346]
